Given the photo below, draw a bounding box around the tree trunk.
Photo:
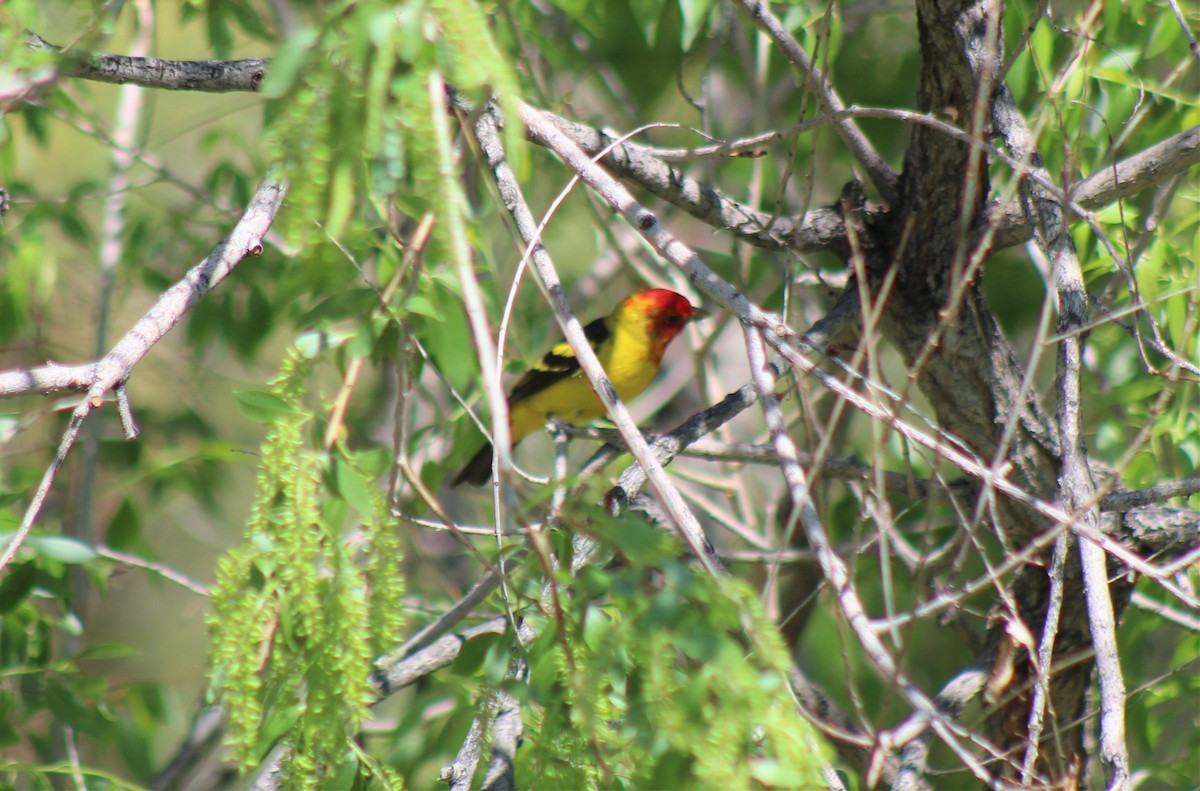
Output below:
[873,0,1131,783]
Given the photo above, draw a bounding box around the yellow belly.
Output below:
[509,330,659,442]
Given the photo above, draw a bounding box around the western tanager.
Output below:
[452,289,700,486]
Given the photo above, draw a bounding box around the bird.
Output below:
[451,288,701,486]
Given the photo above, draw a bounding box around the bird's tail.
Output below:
[451,442,493,487]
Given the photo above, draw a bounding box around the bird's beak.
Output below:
[691,307,710,321]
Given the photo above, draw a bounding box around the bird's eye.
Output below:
[664,314,682,325]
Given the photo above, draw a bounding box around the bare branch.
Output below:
[480,691,521,791]
[151,705,226,791]
[893,663,991,790]
[0,175,287,575]
[991,125,1200,249]
[1129,591,1200,632]
[572,421,964,502]
[603,363,782,511]
[1021,533,1072,784]
[443,657,526,791]
[389,573,507,659]
[31,33,266,92]
[1162,0,1200,63]
[96,547,210,597]
[42,26,1195,261]
[536,111,856,254]
[0,363,97,399]
[1101,476,1200,512]
[370,617,508,702]
[442,714,487,791]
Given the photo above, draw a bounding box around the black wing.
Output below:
[506,316,610,405]
[451,441,495,487]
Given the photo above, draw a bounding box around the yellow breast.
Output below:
[508,318,664,442]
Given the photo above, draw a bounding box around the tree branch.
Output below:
[0,175,286,575]
[743,324,996,783]
[30,33,266,92]
[0,363,98,399]
[990,125,1200,250]
[1090,475,1195,511]
[536,111,857,254]
[38,30,856,256]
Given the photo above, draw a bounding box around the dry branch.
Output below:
[0,175,287,573]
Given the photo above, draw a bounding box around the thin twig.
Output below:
[388,573,508,660]
[1021,532,1071,783]
[1101,477,1200,512]
[1163,0,1200,62]
[1128,590,1200,632]
[96,547,211,597]
[731,0,900,204]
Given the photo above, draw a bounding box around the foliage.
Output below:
[512,512,828,789]
[207,346,406,786]
[0,0,1195,788]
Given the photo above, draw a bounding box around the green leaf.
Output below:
[325,160,356,239]
[45,678,106,736]
[234,390,296,423]
[27,536,97,564]
[451,631,504,677]
[228,0,275,42]
[105,498,141,551]
[0,693,19,747]
[482,635,513,684]
[528,641,565,700]
[401,294,443,320]
[258,703,304,762]
[298,289,380,326]
[260,27,320,98]
[629,0,666,45]
[0,561,36,613]
[678,0,714,51]
[650,749,695,788]
[77,642,138,661]
[750,758,796,786]
[57,205,92,246]
[60,611,84,636]
[206,0,236,58]
[334,457,377,518]
[412,285,477,395]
